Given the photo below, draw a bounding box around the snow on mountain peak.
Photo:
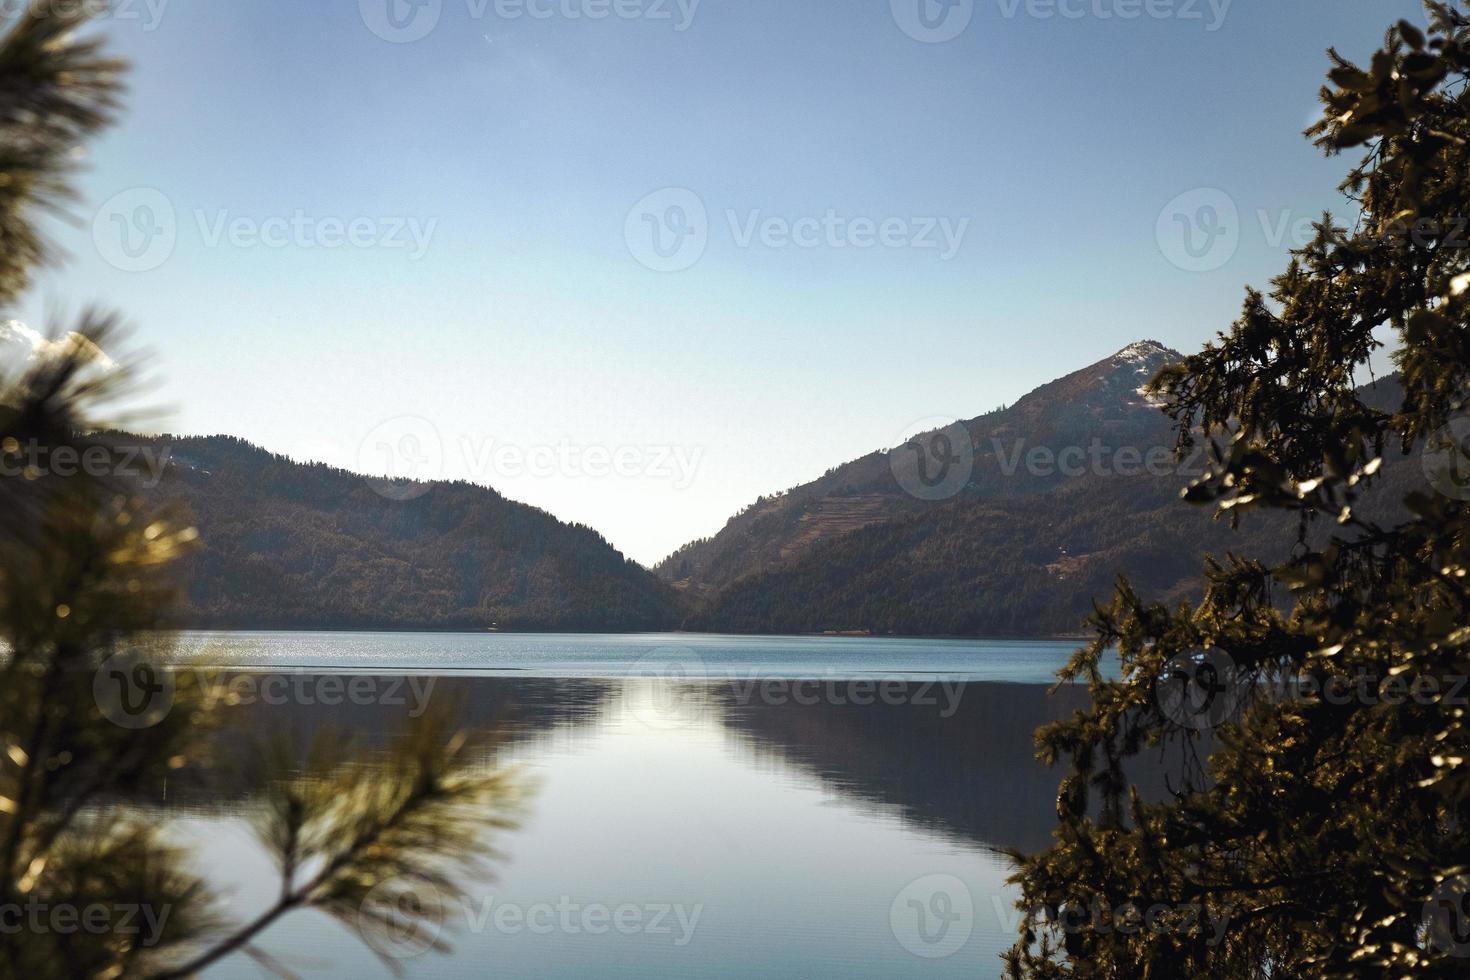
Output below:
[1112,339,1176,365]
[1101,340,1179,406]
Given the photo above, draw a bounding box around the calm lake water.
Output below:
[149,633,1116,979]
[167,630,1108,681]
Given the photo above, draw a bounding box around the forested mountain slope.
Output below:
[666,345,1413,636]
[135,435,682,631]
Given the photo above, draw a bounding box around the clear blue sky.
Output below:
[17,0,1425,564]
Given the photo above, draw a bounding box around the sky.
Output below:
[13,0,1428,565]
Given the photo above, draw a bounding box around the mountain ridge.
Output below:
[105,341,1413,637]
[132,433,682,631]
[654,340,1187,598]
[667,344,1414,636]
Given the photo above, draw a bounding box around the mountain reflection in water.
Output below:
[152,673,1133,978]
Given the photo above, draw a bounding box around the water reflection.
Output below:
[178,677,1089,838]
[715,681,1093,854]
[188,675,1081,856]
[145,672,1108,978]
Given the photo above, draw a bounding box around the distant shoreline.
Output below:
[161,625,1093,643]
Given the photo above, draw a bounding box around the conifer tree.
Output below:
[1007,4,1470,976]
[0,9,521,977]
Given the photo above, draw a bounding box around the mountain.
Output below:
[657,340,1191,597]
[660,342,1410,636]
[111,342,1410,638]
[133,435,682,631]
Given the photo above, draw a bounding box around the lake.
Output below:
[147,632,1115,979]
[164,630,1107,681]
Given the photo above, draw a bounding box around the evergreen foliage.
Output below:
[0,10,523,977]
[1006,5,1470,975]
